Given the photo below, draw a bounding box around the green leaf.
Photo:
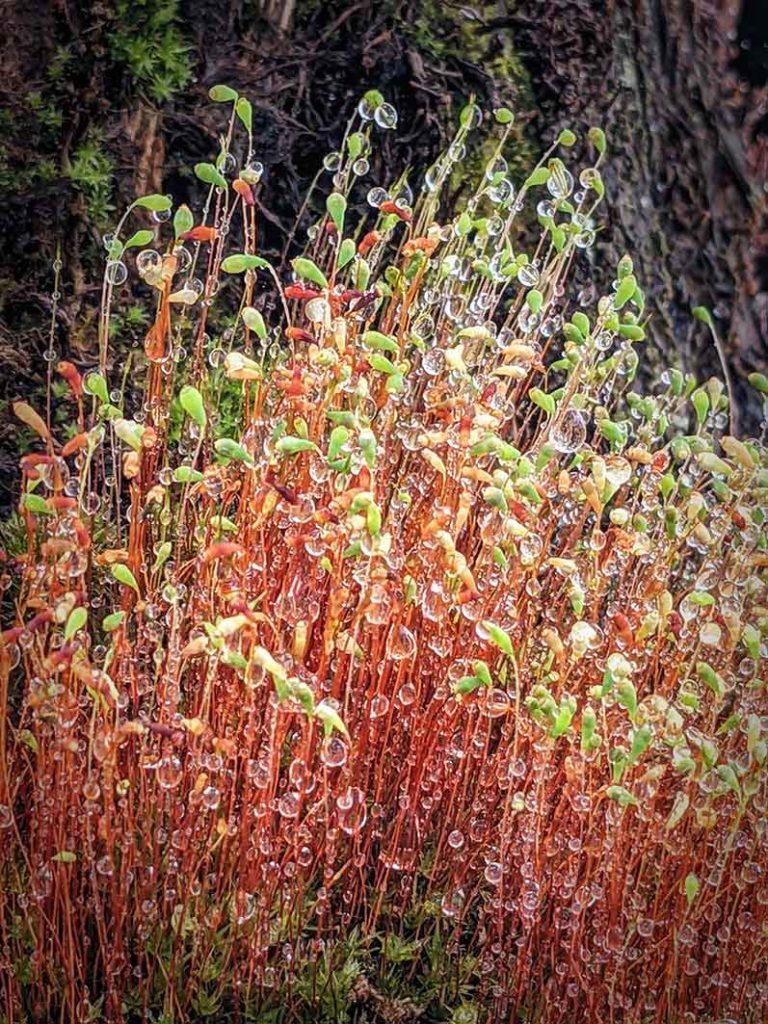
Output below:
[195,162,228,191]
[242,306,267,340]
[275,436,318,455]
[327,426,349,460]
[347,132,364,160]
[368,353,397,375]
[114,418,145,452]
[19,729,38,753]
[235,97,253,133]
[454,675,484,695]
[338,238,356,269]
[214,438,254,465]
[693,305,713,328]
[614,275,637,310]
[558,128,576,147]
[362,330,398,354]
[482,621,514,658]
[292,257,328,290]
[688,590,715,607]
[84,372,109,404]
[684,873,699,907]
[529,388,556,417]
[696,661,724,698]
[64,606,87,642]
[22,494,51,515]
[315,700,349,739]
[112,564,140,596]
[493,107,514,125]
[221,253,270,274]
[748,372,768,394]
[606,785,638,808]
[627,724,652,765]
[53,851,77,863]
[125,229,154,250]
[524,167,550,188]
[173,204,194,239]
[173,466,204,483]
[209,84,238,103]
[133,193,172,212]
[326,192,347,231]
[179,385,207,430]
[588,126,606,154]
[102,611,126,632]
[526,289,543,315]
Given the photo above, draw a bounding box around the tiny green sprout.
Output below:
[525,167,550,188]
[152,543,172,574]
[22,494,51,516]
[494,107,514,124]
[748,371,768,394]
[550,697,576,739]
[84,372,109,404]
[208,84,238,103]
[52,851,77,864]
[684,874,700,908]
[102,611,126,633]
[557,128,577,147]
[292,257,328,290]
[696,662,724,699]
[221,254,270,274]
[114,418,145,452]
[338,239,356,268]
[362,330,399,354]
[235,97,252,133]
[693,305,713,328]
[173,204,194,239]
[588,126,606,153]
[614,275,637,310]
[195,162,228,191]
[173,466,204,484]
[124,229,153,250]
[326,193,347,232]
[315,700,349,739]
[214,438,254,466]
[242,306,267,341]
[64,607,87,643]
[132,193,172,212]
[112,564,140,596]
[606,785,639,808]
[275,436,318,456]
[179,385,206,430]
[482,622,515,658]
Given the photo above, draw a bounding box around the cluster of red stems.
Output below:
[1,89,767,1024]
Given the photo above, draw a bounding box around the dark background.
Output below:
[1,0,767,504]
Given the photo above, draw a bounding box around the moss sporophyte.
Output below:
[2,86,767,1023]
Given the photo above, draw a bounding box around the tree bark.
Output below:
[509,0,768,429]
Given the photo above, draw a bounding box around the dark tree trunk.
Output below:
[510,0,768,430]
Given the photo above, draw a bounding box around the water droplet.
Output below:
[374,103,398,129]
[105,261,128,286]
[441,887,466,918]
[551,409,587,453]
[336,787,367,834]
[320,735,348,768]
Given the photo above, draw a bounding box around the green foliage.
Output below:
[66,130,115,227]
[108,0,193,103]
